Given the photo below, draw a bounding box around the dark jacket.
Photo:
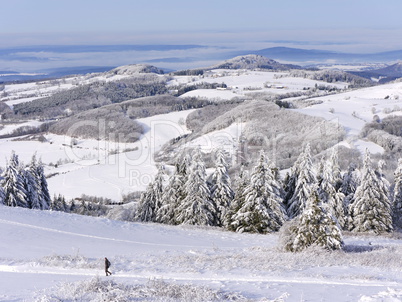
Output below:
[105,258,111,269]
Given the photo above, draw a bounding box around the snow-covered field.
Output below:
[0,206,401,301]
[171,69,347,100]
[296,81,402,155]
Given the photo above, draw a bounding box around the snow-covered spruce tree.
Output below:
[1,152,28,208]
[283,186,343,252]
[283,153,303,209]
[36,159,51,210]
[287,144,317,219]
[136,166,165,222]
[24,155,42,209]
[231,151,286,233]
[0,184,5,205]
[210,148,234,227]
[176,148,217,226]
[51,194,69,212]
[329,148,343,191]
[393,158,402,228]
[318,157,346,229]
[156,163,185,225]
[349,150,393,233]
[226,165,249,231]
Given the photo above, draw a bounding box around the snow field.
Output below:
[173,69,348,100]
[0,206,401,301]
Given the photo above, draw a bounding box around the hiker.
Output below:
[104,257,112,276]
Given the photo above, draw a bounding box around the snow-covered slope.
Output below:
[296,81,402,154]
[0,206,401,301]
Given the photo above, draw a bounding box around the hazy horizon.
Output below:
[2,0,402,72]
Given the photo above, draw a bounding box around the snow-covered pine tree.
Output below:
[339,163,360,229]
[393,158,402,228]
[283,153,303,208]
[231,151,286,233]
[0,184,5,205]
[51,194,68,212]
[283,186,343,252]
[210,148,234,226]
[1,152,28,208]
[287,144,317,219]
[329,148,343,191]
[318,158,346,229]
[349,150,393,233]
[156,163,185,224]
[24,155,42,209]
[36,159,50,210]
[136,166,165,222]
[176,148,216,226]
[226,165,249,231]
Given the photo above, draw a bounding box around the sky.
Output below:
[2,0,402,48]
[2,0,402,71]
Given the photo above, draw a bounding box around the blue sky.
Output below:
[2,0,402,50]
[2,0,402,71]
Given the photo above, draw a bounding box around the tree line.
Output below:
[136,145,401,252]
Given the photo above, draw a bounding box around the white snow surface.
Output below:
[0,206,401,301]
[296,82,402,155]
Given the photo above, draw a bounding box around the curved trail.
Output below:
[0,264,399,289]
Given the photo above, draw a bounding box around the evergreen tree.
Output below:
[329,148,343,191]
[210,148,234,226]
[231,151,286,233]
[157,163,185,224]
[393,158,402,228]
[339,164,359,208]
[318,158,346,229]
[226,165,249,231]
[283,153,303,208]
[136,166,165,222]
[287,144,317,219]
[284,187,343,252]
[36,159,50,210]
[0,184,5,205]
[176,148,216,226]
[349,150,393,233]
[24,155,42,209]
[51,194,68,212]
[1,152,28,208]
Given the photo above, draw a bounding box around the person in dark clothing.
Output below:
[105,257,112,276]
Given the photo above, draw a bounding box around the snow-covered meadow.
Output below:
[0,206,401,301]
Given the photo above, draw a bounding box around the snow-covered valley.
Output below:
[1,57,402,301]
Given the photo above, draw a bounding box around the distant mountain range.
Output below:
[0,66,114,83]
[349,62,402,83]
[253,47,402,64]
[1,45,402,83]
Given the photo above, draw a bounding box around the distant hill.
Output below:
[0,66,114,83]
[349,62,402,83]
[107,64,165,75]
[209,54,301,70]
[172,54,302,75]
[253,47,402,64]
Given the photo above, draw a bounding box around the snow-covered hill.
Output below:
[0,206,401,301]
[296,81,402,155]
[209,55,300,71]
